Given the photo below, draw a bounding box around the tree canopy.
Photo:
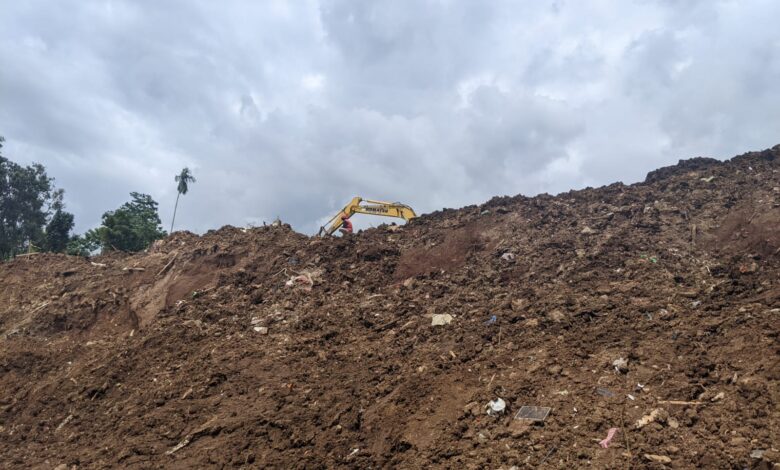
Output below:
[0,136,75,259]
[79,192,167,253]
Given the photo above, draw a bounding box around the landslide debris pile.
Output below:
[1,147,779,469]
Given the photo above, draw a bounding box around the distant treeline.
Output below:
[1,135,175,259]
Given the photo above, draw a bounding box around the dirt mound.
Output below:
[1,146,779,468]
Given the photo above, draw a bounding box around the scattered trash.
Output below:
[500,252,516,262]
[657,400,704,406]
[122,266,145,272]
[486,398,506,416]
[691,300,701,307]
[739,261,758,274]
[627,394,636,401]
[581,226,596,235]
[599,427,619,448]
[750,449,765,459]
[514,405,551,422]
[639,254,658,263]
[596,387,615,398]
[635,408,668,429]
[711,391,725,402]
[613,357,629,374]
[347,448,359,457]
[485,315,497,325]
[166,436,192,455]
[253,326,268,334]
[636,383,646,392]
[90,261,107,267]
[431,314,453,326]
[700,176,715,182]
[55,414,74,433]
[644,454,672,464]
[156,256,177,276]
[286,273,314,290]
[539,446,557,465]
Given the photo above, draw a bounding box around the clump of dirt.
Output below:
[1,145,779,469]
[394,224,485,279]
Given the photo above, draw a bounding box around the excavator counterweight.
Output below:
[318,197,417,236]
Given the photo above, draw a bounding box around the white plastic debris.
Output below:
[613,357,629,373]
[486,398,506,416]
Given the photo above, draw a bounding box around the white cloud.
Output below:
[301,73,326,91]
[0,0,778,235]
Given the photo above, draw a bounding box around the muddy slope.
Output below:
[1,146,779,469]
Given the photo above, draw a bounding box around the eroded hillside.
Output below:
[1,146,779,468]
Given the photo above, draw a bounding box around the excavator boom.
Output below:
[318,197,417,236]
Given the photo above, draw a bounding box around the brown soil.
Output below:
[1,146,779,469]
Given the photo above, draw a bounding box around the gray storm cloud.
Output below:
[1,0,778,234]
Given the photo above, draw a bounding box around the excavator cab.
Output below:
[318,197,417,236]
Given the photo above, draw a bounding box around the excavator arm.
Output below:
[318,197,417,236]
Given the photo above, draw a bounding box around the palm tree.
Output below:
[171,167,196,233]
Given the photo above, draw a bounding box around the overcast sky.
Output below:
[1,0,779,234]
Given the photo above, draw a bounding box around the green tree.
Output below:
[66,229,102,257]
[171,167,195,232]
[44,190,75,252]
[0,136,75,258]
[96,192,166,252]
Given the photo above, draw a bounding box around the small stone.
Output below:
[750,449,765,459]
[402,278,415,288]
[644,454,672,464]
[667,417,679,429]
[547,365,562,375]
[581,226,596,234]
[463,402,480,417]
[711,391,725,402]
[500,252,516,262]
[547,309,566,322]
[431,313,452,326]
[431,314,453,326]
[253,326,268,334]
[54,465,68,470]
[509,421,530,437]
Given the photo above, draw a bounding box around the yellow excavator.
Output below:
[318,197,417,236]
